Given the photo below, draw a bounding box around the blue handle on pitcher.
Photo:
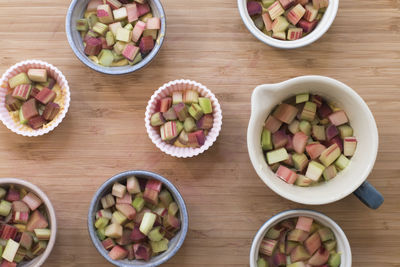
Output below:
[353,181,384,209]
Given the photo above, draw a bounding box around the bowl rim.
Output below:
[65,0,166,75]
[87,170,189,267]
[247,75,379,205]
[0,178,57,266]
[0,59,71,137]
[144,79,223,158]
[249,209,352,267]
[237,0,339,49]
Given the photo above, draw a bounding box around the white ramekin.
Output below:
[0,60,71,136]
[250,209,351,267]
[238,0,339,49]
[145,79,222,158]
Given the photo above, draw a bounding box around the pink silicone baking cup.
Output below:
[0,60,71,136]
[145,79,223,158]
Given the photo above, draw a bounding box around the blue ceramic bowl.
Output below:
[65,0,166,75]
[88,170,188,267]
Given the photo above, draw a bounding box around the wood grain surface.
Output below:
[0,0,399,266]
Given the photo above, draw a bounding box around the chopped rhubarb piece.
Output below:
[268,1,285,20]
[304,4,318,22]
[273,103,298,124]
[0,224,17,240]
[5,188,19,202]
[288,229,309,242]
[173,102,189,122]
[21,99,38,120]
[127,176,141,194]
[293,132,308,154]
[146,17,161,30]
[150,112,165,126]
[112,183,126,198]
[261,129,273,151]
[295,174,313,186]
[5,95,22,112]
[130,226,146,242]
[26,210,48,231]
[143,188,159,205]
[247,1,262,15]
[262,13,274,31]
[290,245,310,262]
[329,135,343,152]
[97,4,114,24]
[137,3,150,16]
[272,130,288,149]
[19,232,33,250]
[287,28,303,40]
[287,4,306,25]
[259,238,277,256]
[0,201,12,216]
[299,120,311,135]
[328,110,349,126]
[319,144,341,167]
[318,227,334,242]
[42,102,60,121]
[8,73,31,89]
[115,229,132,246]
[12,84,32,101]
[300,101,316,121]
[27,69,47,83]
[116,193,132,205]
[285,134,294,151]
[264,115,283,133]
[160,121,178,141]
[304,232,321,255]
[296,216,313,232]
[163,214,180,232]
[109,245,128,260]
[139,36,155,54]
[12,201,29,213]
[276,165,298,184]
[12,211,29,224]
[343,137,357,156]
[105,223,123,239]
[87,0,103,12]
[305,143,326,159]
[266,148,289,165]
[322,165,337,181]
[34,229,51,240]
[279,0,296,9]
[311,125,325,141]
[32,241,47,256]
[84,37,102,56]
[22,192,43,211]
[305,161,325,181]
[272,16,289,33]
[106,0,122,9]
[2,239,19,262]
[334,154,350,170]
[308,247,329,265]
[298,19,317,33]
[146,180,162,192]
[318,102,333,118]
[35,87,56,105]
[133,243,152,261]
[272,31,286,40]
[113,7,127,21]
[312,0,329,9]
[122,44,139,61]
[132,20,146,42]
[102,238,115,250]
[338,125,353,138]
[116,204,136,220]
[197,114,213,130]
[325,124,338,140]
[126,3,139,22]
[101,194,115,209]
[292,153,308,172]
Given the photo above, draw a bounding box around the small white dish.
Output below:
[247,76,383,208]
[250,209,352,267]
[237,0,339,49]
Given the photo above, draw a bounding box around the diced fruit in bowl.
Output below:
[94,177,181,262]
[247,0,328,41]
[76,1,161,67]
[0,186,51,265]
[150,91,214,148]
[257,216,341,267]
[4,69,62,130]
[261,93,357,186]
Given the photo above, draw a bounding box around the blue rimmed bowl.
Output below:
[65,0,166,75]
[87,170,188,267]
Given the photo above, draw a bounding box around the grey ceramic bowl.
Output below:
[88,170,188,267]
[65,0,166,75]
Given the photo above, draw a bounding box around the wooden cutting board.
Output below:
[0,0,399,266]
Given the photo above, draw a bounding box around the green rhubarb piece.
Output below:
[176,121,183,134]
[295,175,313,187]
[299,120,311,136]
[124,23,133,31]
[88,13,99,29]
[272,16,289,33]
[261,129,273,151]
[292,153,308,172]
[150,112,164,126]
[97,228,106,241]
[324,240,337,251]
[257,258,268,267]
[132,196,145,212]
[9,73,31,88]
[183,90,199,104]
[188,103,204,120]
[139,212,157,235]
[143,29,158,40]
[148,226,164,242]
[323,165,337,181]
[150,238,169,254]
[198,97,212,114]
[95,217,109,229]
[32,241,47,256]
[305,161,325,181]
[131,52,143,65]
[287,263,305,267]
[172,92,183,105]
[0,187,6,199]
[159,190,173,207]
[2,239,20,262]
[112,51,124,62]
[105,31,115,46]
[334,154,350,170]
[98,49,114,67]
[76,18,89,31]
[261,0,275,8]
[318,227,334,242]
[33,229,51,240]
[310,222,322,233]
[0,246,3,258]
[168,202,179,216]
[338,125,353,138]
[93,22,108,36]
[301,101,317,121]
[112,211,127,225]
[116,28,131,42]
[266,227,281,239]
[328,252,341,267]
[296,93,309,103]
[184,117,196,132]
[266,148,289,165]
[0,200,12,216]
[288,120,300,134]
[113,41,127,55]
[13,247,27,263]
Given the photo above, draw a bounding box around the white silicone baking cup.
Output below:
[145,79,222,158]
[0,60,71,136]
